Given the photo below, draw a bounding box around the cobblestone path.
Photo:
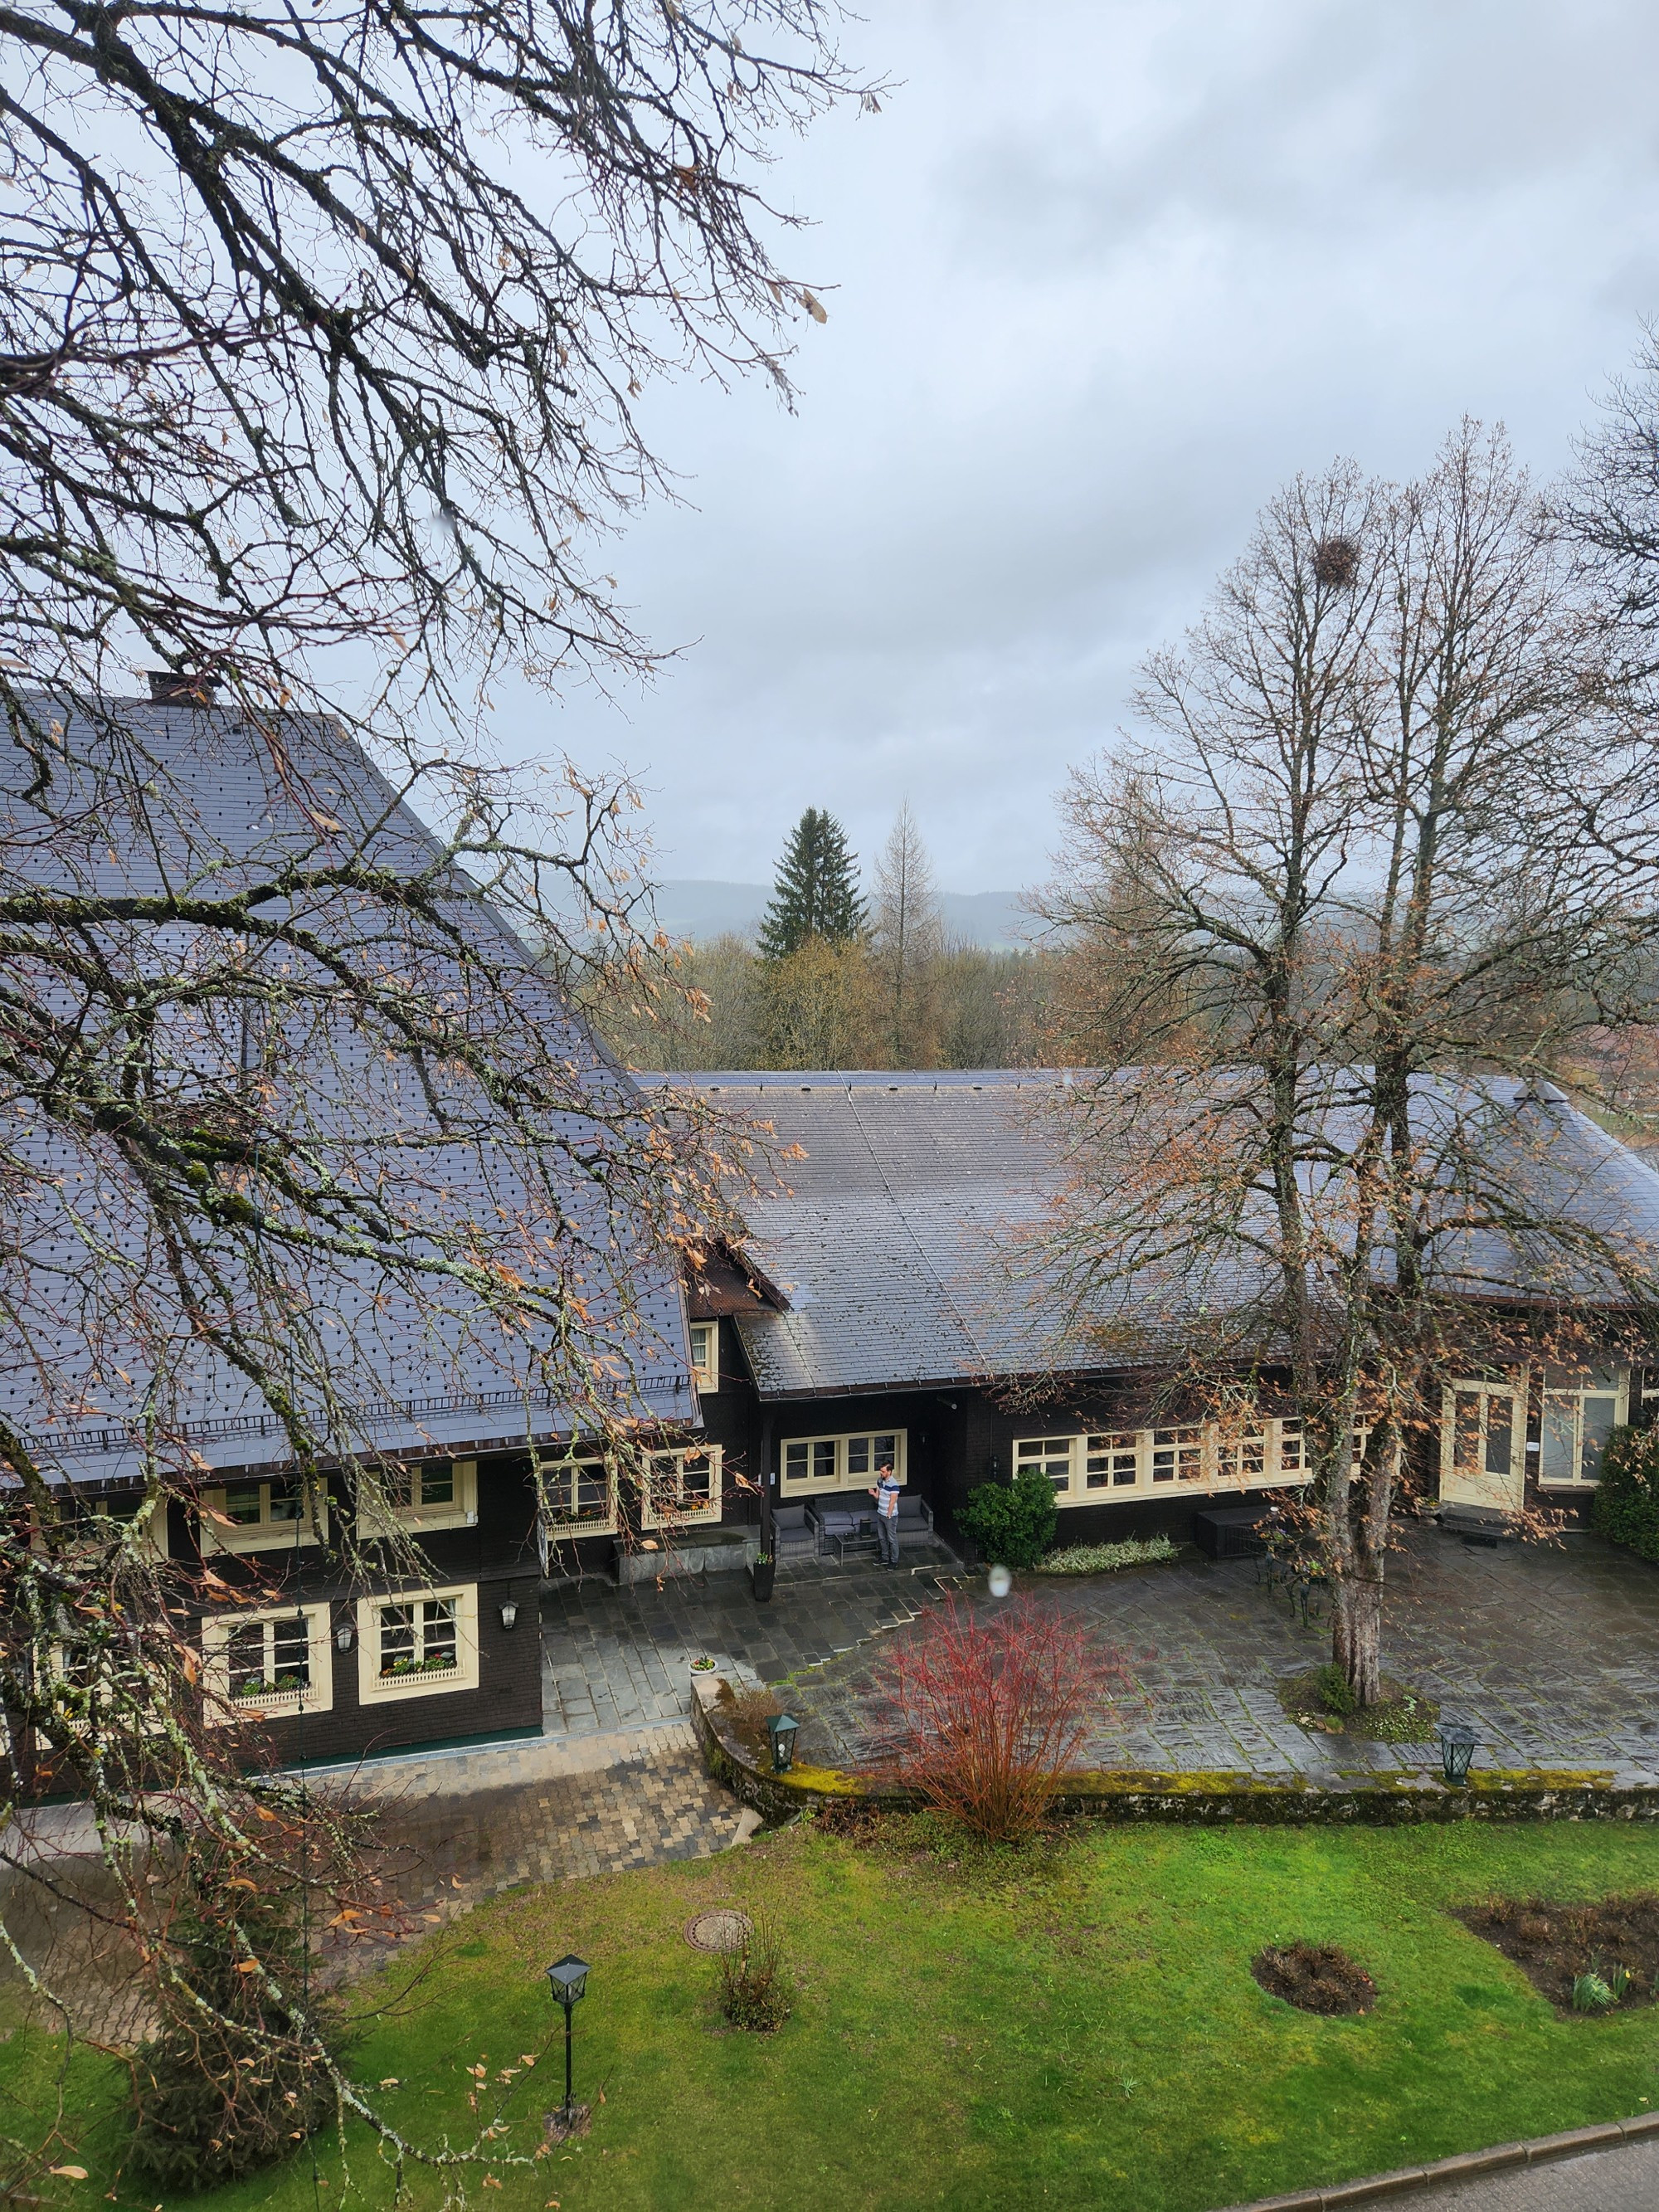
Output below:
[332,1730,752,1979]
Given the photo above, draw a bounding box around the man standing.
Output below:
[869,1461,902,1568]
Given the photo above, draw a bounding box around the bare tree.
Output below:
[0,0,862,2168]
[871,801,944,1065]
[586,931,766,1071]
[0,0,868,736]
[1034,426,1659,1706]
[0,702,761,2183]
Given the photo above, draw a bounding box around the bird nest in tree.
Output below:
[1311,534,1360,587]
[1251,1942,1375,2015]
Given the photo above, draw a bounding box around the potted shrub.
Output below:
[751,1549,776,1602]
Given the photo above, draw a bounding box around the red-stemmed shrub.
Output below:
[868,1594,1131,1842]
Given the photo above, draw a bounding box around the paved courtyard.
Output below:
[774,1525,1659,1786]
[538,1553,950,1736]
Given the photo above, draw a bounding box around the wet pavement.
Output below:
[776,1525,1659,1786]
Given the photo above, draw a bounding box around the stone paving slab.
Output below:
[538,1557,953,1741]
[782,1527,1659,1786]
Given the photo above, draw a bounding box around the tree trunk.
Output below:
[1331,1566,1384,1708]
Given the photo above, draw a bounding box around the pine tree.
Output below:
[128,1852,340,2191]
[756,809,867,961]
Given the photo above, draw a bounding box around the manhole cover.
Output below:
[685,1908,752,1954]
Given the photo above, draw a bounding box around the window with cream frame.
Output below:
[41,1622,170,1730]
[202,1601,333,1725]
[779,1429,906,1497]
[357,1582,479,1704]
[199,1474,328,1554]
[51,1488,169,1561]
[1540,1367,1630,1487]
[688,1320,719,1393]
[639,1445,723,1529]
[536,1451,619,1540]
[1014,1417,1315,1505]
[356,1457,478,1537]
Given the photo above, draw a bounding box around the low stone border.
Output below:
[1229,2108,1659,2209]
[689,1677,1659,1826]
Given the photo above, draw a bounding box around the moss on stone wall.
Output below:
[689,1677,1656,1830]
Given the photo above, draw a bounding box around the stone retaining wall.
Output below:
[689,1676,1659,1827]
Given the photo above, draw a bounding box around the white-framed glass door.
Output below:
[1440,1381,1525,1510]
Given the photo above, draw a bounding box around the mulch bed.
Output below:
[1251,1942,1375,2015]
[1276,1669,1438,1743]
[814,1799,891,1842]
[1454,1894,1659,2014]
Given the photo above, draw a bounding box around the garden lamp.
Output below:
[1438,1722,1477,1788]
[766,1712,800,1773]
[546,1954,590,2127]
[986,1565,1013,1599]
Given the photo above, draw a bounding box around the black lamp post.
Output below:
[546,1953,589,2127]
[766,1712,800,1773]
[1438,1722,1477,1788]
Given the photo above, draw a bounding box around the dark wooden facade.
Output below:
[688,1305,1659,1552]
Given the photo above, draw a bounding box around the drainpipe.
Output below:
[758,1408,776,1557]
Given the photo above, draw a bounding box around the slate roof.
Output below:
[648,1070,1659,1402]
[2,696,693,1485]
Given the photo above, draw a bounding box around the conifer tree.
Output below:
[872,802,944,1063]
[756,809,867,960]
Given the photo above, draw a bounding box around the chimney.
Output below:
[146,670,219,705]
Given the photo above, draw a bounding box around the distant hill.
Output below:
[651,879,1034,950]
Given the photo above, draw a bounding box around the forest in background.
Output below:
[583,790,1659,1136]
[585,802,1085,1070]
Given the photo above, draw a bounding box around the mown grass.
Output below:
[8,1819,1659,2211]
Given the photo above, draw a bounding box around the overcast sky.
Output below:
[492,0,1659,897]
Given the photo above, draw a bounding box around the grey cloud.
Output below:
[948,0,1659,271]
[485,0,1659,894]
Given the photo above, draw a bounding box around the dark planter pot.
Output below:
[751,1557,776,1603]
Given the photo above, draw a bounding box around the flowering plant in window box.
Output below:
[381,1654,458,1678]
[233,1673,304,1699]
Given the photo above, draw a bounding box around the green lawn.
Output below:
[10,1819,1659,2212]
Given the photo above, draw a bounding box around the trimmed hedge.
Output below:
[1590,1423,1659,1562]
[960,1466,1058,1570]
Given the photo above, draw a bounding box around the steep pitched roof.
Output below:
[648,1070,1659,1401]
[2,696,693,1484]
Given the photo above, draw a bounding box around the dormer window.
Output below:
[358,1457,478,1537]
[689,1320,719,1393]
[200,1476,328,1554]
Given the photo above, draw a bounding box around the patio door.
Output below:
[1440,1381,1525,1511]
